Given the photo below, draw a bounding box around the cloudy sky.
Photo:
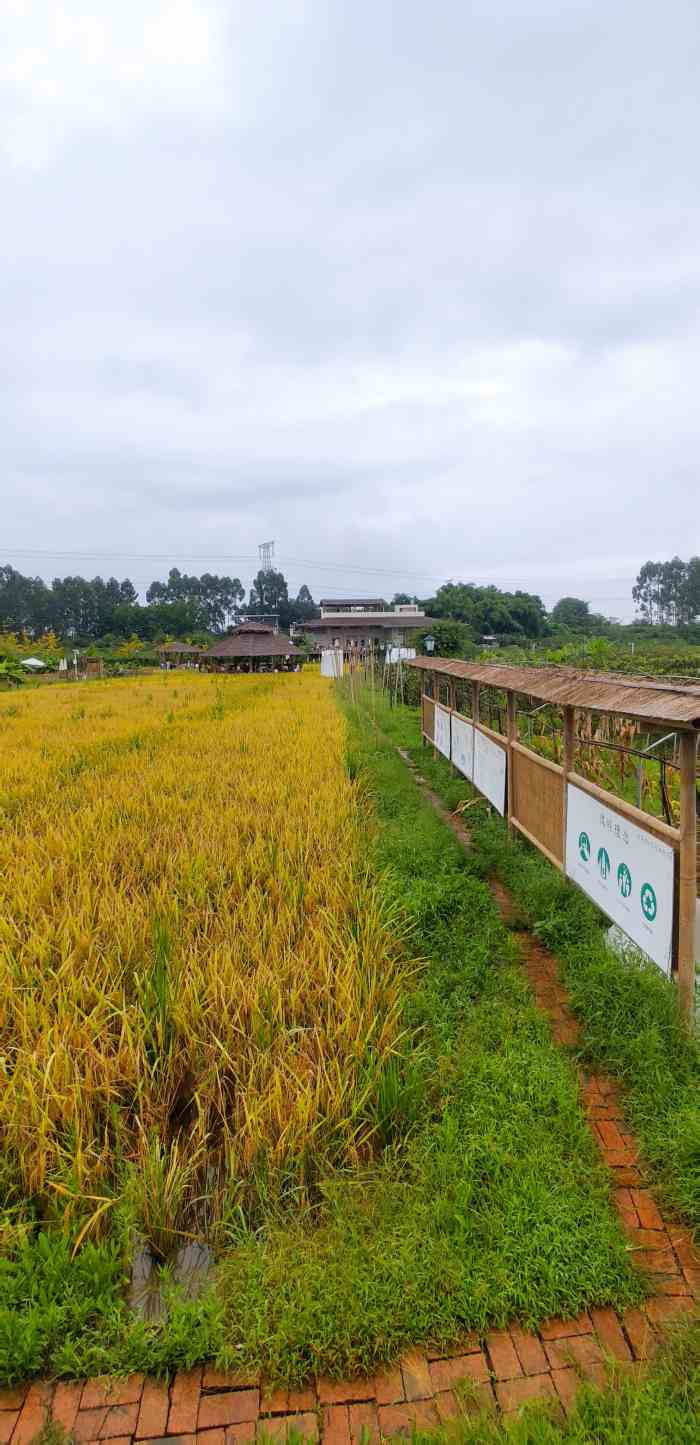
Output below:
[3,1,699,616]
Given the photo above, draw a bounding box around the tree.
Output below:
[551,597,592,631]
[145,569,243,632]
[248,568,289,615]
[291,584,318,624]
[424,581,547,639]
[683,557,700,621]
[633,557,697,625]
[412,621,474,657]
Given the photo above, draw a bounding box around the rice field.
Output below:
[0,672,410,1253]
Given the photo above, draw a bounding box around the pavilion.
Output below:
[205,621,302,672]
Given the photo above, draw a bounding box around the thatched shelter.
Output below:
[158,641,207,668]
[205,622,302,673]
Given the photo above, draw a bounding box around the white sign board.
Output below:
[451,715,475,781]
[320,648,344,678]
[388,646,416,664]
[434,704,451,760]
[565,784,675,976]
[473,729,507,814]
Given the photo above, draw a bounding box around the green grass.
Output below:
[1,691,644,1385]
[359,686,700,1238]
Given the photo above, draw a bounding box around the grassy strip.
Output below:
[212,705,641,1381]
[1,692,641,1384]
[362,686,700,1236]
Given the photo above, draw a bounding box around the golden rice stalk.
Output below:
[0,672,413,1229]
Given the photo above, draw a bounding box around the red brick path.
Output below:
[2,777,698,1441]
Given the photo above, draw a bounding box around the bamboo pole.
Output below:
[506,690,517,832]
[562,706,575,869]
[433,670,439,758]
[677,730,698,1022]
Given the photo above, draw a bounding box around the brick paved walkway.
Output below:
[2,767,698,1443]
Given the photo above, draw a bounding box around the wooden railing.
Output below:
[419,685,697,1021]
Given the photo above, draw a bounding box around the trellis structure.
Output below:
[409,658,700,1022]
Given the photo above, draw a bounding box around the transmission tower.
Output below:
[258,540,275,573]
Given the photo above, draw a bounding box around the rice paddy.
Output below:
[2,669,681,1391]
[0,672,410,1251]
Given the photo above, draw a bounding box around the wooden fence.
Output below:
[418,667,699,1022]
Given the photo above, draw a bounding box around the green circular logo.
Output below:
[617,863,632,899]
[640,883,657,922]
[578,831,591,862]
[597,846,611,880]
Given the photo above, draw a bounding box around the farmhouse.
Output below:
[298,598,437,653]
[205,620,302,672]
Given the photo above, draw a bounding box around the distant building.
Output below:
[297,599,437,654]
[205,620,302,672]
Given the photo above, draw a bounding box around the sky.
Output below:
[2,1,699,618]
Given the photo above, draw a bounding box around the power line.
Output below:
[2,544,636,593]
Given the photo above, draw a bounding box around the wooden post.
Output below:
[677,729,698,1022]
[472,681,480,726]
[433,670,439,759]
[448,678,456,774]
[506,690,517,831]
[562,706,575,868]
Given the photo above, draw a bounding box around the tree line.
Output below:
[632,557,700,625]
[0,564,320,641]
[2,556,699,644]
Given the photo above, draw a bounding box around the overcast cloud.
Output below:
[2,0,699,615]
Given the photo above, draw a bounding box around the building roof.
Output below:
[206,622,301,659]
[306,614,438,629]
[319,598,386,609]
[408,658,700,729]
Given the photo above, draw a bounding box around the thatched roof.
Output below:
[160,641,207,654]
[408,658,700,730]
[206,622,301,660]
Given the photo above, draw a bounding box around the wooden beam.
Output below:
[511,818,564,872]
[568,769,680,845]
[448,678,456,774]
[677,730,698,1021]
[562,705,575,870]
[433,670,439,758]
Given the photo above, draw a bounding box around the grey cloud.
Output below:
[2,0,700,615]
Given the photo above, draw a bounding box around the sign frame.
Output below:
[565,782,676,975]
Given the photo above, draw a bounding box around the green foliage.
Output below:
[0,563,318,644]
[0,1233,126,1383]
[421,582,548,639]
[477,634,700,679]
[633,556,700,626]
[0,657,25,687]
[412,621,476,657]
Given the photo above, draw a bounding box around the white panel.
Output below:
[320,649,344,678]
[434,704,451,759]
[451,715,475,781]
[565,784,675,976]
[473,729,507,814]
